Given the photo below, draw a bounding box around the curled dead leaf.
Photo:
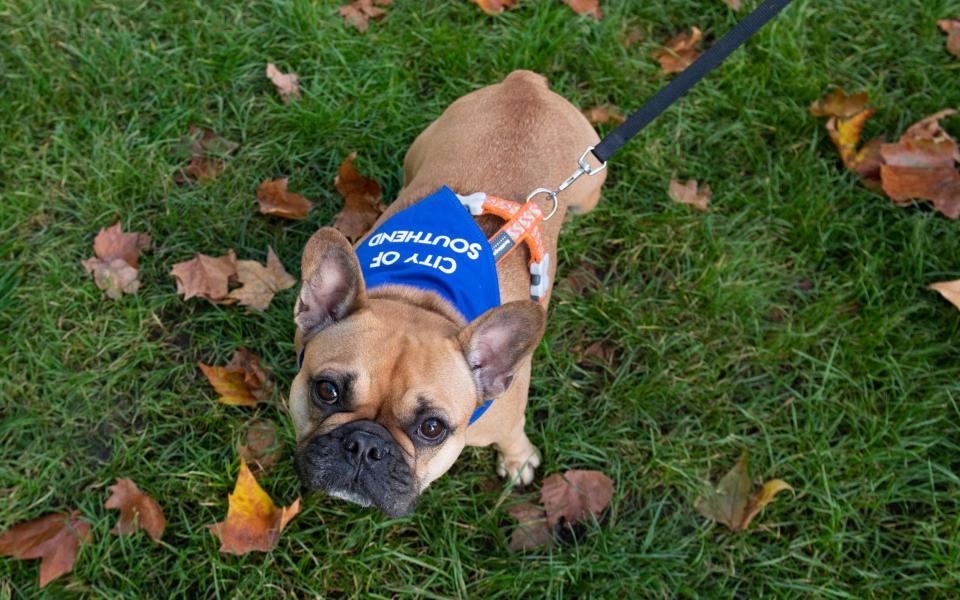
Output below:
[930,279,960,311]
[506,503,554,552]
[540,470,615,528]
[339,0,392,33]
[694,454,793,532]
[563,0,602,20]
[208,459,301,554]
[938,19,960,57]
[199,348,273,406]
[809,88,870,119]
[652,27,702,74]
[669,179,711,212]
[104,478,166,543]
[82,221,151,299]
[0,512,91,588]
[225,348,273,402]
[90,221,151,269]
[333,152,385,241]
[265,63,300,103]
[256,178,314,220]
[811,89,884,188]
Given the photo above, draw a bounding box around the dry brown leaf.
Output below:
[652,27,702,74]
[579,341,617,367]
[623,28,644,48]
[227,247,297,311]
[559,262,601,295]
[225,348,273,402]
[540,470,614,528]
[0,512,91,588]
[810,89,884,188]
[930,279,960,310]
[723,0,742,10]
[170,250,238,303]
[238,420,282,474]
[104,478,166,543]
[199,348,272,406]
[174,126,239,183]
[695,454,793,531]
[582,105,625,126]
[563,0,602,20]
[256,178,314,220]
[669,179,711,211]
[507,503,554,552]
[471,0,516,15]
[208,459,301,555]
[333,152,385,241]
[82,257,141,300]
[90,221,151,269]
[81,221,151,299]
[938,19,960,57]
[265,63,300,103]
[809,88,869,118]
[339,0,392,33]
[903,109,958,152]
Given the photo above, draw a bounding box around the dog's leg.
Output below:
[493,419,541,486]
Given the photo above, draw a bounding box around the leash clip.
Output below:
[528,146,607,222]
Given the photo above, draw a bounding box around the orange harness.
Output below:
[457,192,551,303]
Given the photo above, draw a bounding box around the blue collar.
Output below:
[302,186,502,426]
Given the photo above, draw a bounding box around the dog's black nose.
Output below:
[343,429,387,464]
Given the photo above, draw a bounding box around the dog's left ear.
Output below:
[458,301,546,399]
[295,227,367,337]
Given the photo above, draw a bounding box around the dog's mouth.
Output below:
[295,421,418,517]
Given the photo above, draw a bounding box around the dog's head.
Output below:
[289,228,545,516]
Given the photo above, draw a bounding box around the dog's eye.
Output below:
[312,379,339,405]
[418,418,446,441]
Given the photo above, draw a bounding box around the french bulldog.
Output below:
[290,70,606,516]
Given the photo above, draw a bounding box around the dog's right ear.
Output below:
[294,228,367,336]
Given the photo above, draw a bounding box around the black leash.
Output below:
[528,0,795,213]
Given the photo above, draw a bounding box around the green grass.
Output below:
[2,0,960,597]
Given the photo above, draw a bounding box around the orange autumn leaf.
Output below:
[256,178,314,220]
[669,179,712,211]
[208,459,300,555]
[582,105,625,126]
[0,512,91,588]
[810,89,884,188]
[265,63,300,103]
[938,19,960,57]
[563,0,602,20]
[695,454,793,532]
[227,247,297,311]
[225,347,273,402]
[652,27,702,74]
[471,0,516,15]
[89,221,152,269]
[333,152,385,241]
[104,478,166,543]
[808,88,869,119]
[81,221,151,300]
[540,470,615,528]
[170,250,238,303]
[199,363,257,406]
[339,0,392,33]
[930,279,960,311]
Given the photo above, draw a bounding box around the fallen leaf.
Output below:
[339,0,392,33]
[225,347,273,402]
[540,470,614,528]
[82,257,141,300]
[582,105,625,126]
[227,247,297,311]
[208,459,301,554]
[256,178,314,220]
[238,420,282,474]
[723,0,742,10]
[669,179,711,211]
[930,279,960,310]
[810,89,884,188]
[623,28,644,47]
[563,0,602,19]
[199,363,257,406]
[902,109,959,151]
[0,512,91,588]
[507,503,554,552]
[695,454,793,531]
[265,63,300,103]
[470,0,516,15]
[333,152,385,241]
[559,262,601,295]
[90,221,151,269]
[170,250,238,303]
[652,27,702,74]
[809,88,869,119]
[938,19,960,57]
[578,341,617,366]
[174,126,239,183]
[104,478,166,543]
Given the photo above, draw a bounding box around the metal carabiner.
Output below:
[527,146,608,222]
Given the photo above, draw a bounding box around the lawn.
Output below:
[2,0,960,597]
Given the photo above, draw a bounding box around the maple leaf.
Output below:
[81,221,151,300]
[506,503,554,552]
[238,419,282,474]
[333,152,385,241]
[810,89,884,188]
[170,250,238,303]
[652,27,702,74]
[808,88,870,119]
[227,247,296,311]
[471,0,516,15]
[563,0,602,20]
[265,63,300,103]
[199,348,273,406]
[208,459,301,554]
[930,279,960,311]
[0,512,91,588]
[339,0,392,33]
[938,19,960,57]
[540,470,615,528]
[880,110,960,219]
[174,126,239,183]
[82,257,141,300]
[582,105,625,126]
[104,478,166,543]
[694,454,793,532]
[669,179,712,211]
[256,178,314,220]
[89,221,152,269]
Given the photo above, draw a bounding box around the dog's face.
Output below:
[289,228,544,516]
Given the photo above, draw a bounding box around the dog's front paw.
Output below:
[496,447,541,486]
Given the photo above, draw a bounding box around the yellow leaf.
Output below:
[740,479,793,530]
[198,362,257,406]
[694,454,751,530]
